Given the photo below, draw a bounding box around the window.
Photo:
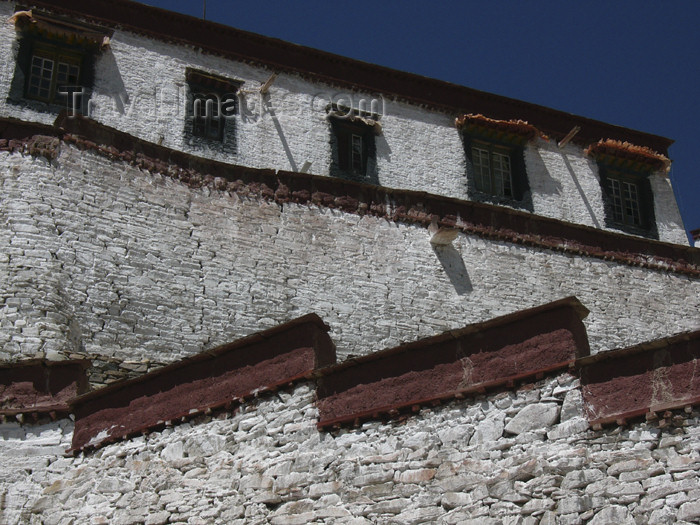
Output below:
[25,44,82,104]
[192,93,224,141]
[328,109,378,183]
[608,178,641,226]
[471,142,514,198]
[586,138,666,239]
[598,166,656,237]
[7,11,106,112]
[185,69,240,146]
[462,135,531,210]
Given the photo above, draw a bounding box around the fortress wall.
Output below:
[0,144,698,386]
[2,374,699,524]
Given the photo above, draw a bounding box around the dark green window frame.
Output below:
[598,165,657,238]
[462,134,531,210]
[328,113,377,183]
[25,42,83,104]
[470,140,515,198]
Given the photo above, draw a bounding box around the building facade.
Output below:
[0,1,699,524]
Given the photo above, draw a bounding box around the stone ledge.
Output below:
[69,313,336,453]
[1,115,697,276]
[0,359,90,418]
[580,330,700,427]
[316,297,590,429]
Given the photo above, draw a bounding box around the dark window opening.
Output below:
[329,115,377,183]
[7,10,108,113]
[192,94,224,141]
[462,134,532,211]
[25,44,82,105]
[9,37,96,114]
[598,165,657,238]
[185,68,240,147]
[471,143,514,198]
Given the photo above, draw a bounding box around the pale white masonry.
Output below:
[0,144,698,376]
[0,2,699,523]
[0,1,689,244]
[2,376,700,524]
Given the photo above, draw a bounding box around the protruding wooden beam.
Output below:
[558,126,581,149]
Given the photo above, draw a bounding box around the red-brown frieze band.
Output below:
[0,359,90,417]
[580,330,700,427]
[69,313,336,452]
[2,116,698,276]
[315,297,590,429]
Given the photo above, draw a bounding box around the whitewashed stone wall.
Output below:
[0,0,688,243]
[2,374,699,524]
[0,144,698,380]
[527,140,607,229]
[651,174,690,245]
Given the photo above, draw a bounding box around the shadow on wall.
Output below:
[94,51,129,115]
[375,133,392,164]
[560,152,601,229]
[262,92,299,173]
[528,147,563,198]
[433,244,472,295]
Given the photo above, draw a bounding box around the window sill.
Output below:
[468,190,533,213]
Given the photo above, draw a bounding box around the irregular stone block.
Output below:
[441,492,472,509]
[504,403,559,434]
[560,388,584,421]
[547,417,590,440]
[470,412,505,445]
[394,468,436,484]
[677,501,700,521]
[588,505,635,525]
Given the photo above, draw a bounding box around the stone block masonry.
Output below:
[1,353,700,523]
[0,0,689,244]
[0,299,700,525]
[0,2,697,521]
[0,119,698,386]
[0,300,699,523]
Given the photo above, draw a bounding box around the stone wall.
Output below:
[1,141,698,385]
[1,219,697,524]
[2,373,699,524]
[1,4,698,523]
[0,1,688,243]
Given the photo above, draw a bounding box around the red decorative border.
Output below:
[69,314,335,452]
[0,359,89,418]
[580,331,700,427]
[316,297,590,428]
[2,115,698,277]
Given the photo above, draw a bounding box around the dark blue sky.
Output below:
[138,0,699,243]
